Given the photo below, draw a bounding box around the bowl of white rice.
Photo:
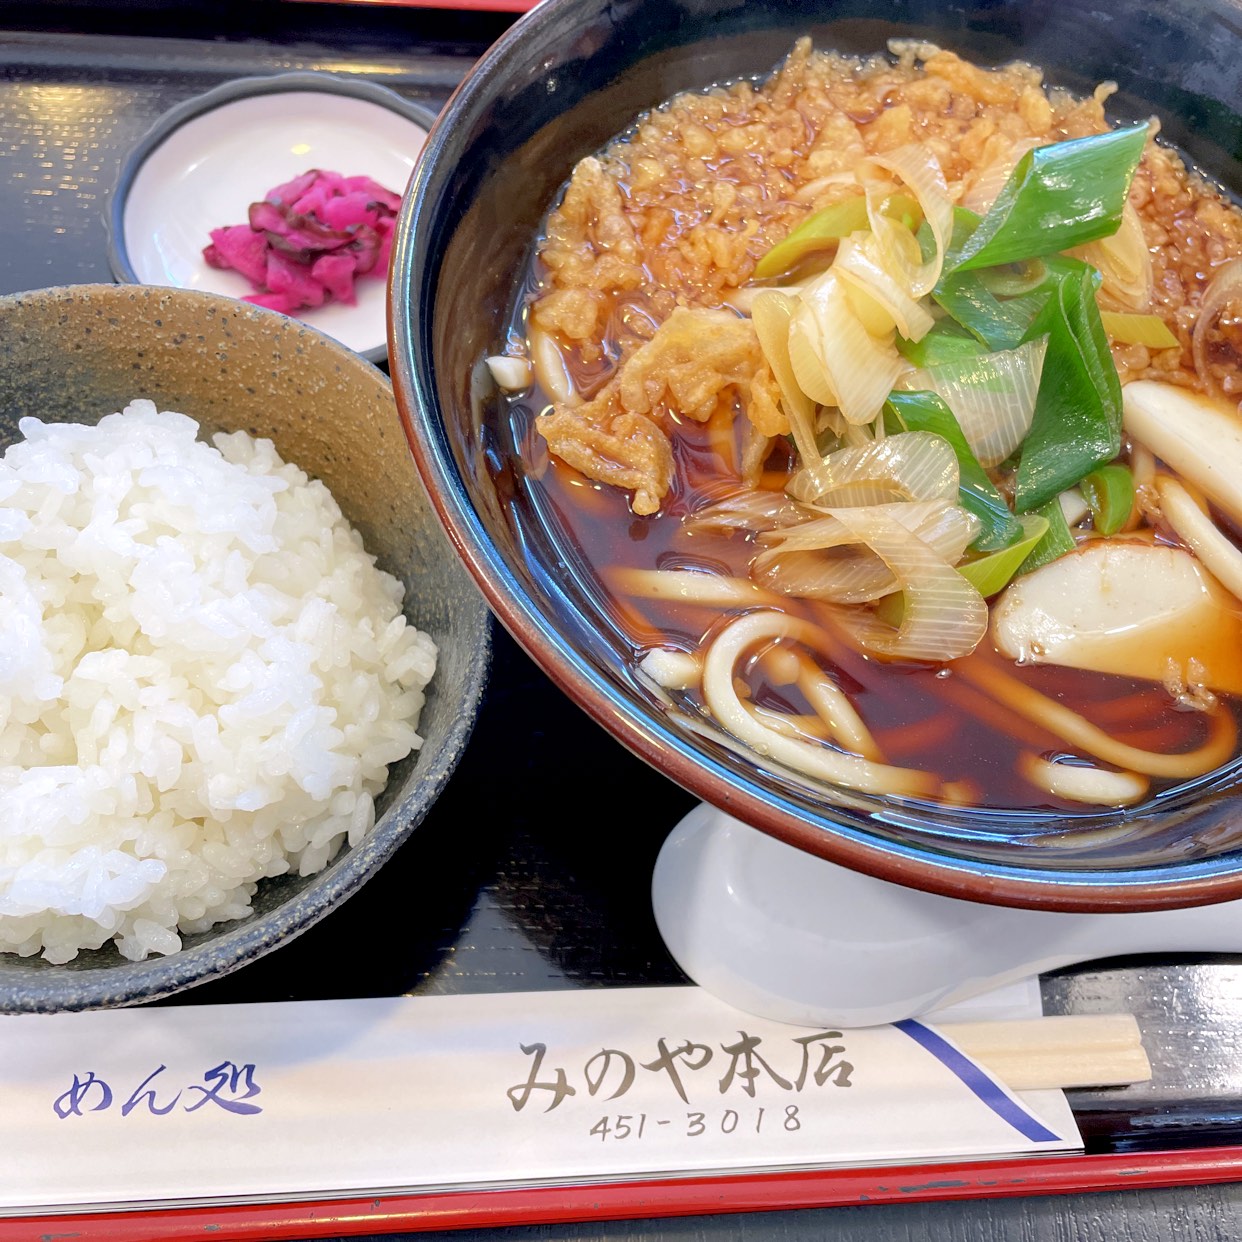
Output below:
[0,283,491,1012]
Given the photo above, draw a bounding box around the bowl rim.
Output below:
[105,71,440,367]
[0,281,493,1012]
[388,0,1242,913]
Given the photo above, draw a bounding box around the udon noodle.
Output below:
[487,39,1242,812]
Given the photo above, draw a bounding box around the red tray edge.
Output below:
[8,1146,1242,1240]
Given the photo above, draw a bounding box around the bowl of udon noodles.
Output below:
[390,0,1242,911]
[0,284,490,1011]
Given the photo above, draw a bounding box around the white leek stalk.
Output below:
[901,336,1047,467]
[787,430,959,508]
[1075,202,1153,312]
[752,290,820,462]
[754,500,979,604]
[791,270,904,425]
[834,233,936,341]
[859,144,955,298]
[825,508,989,662]
[685,490,811,534]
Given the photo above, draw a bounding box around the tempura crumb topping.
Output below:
[529,39,1242,515]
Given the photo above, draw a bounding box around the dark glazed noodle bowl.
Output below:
[390,0,1242,911]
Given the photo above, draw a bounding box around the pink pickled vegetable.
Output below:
[311,253,359,305]
[265,251,327,309]
[266,169,321,205]
[202,168,403,315]
[202,224,269,287]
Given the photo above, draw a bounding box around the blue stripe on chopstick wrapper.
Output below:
[894,1019,1062,1143]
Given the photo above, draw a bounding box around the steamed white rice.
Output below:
[0,400,437,963]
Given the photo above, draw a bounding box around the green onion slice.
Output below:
[1014,264,1123,511]
[1017,495,1078,576]
[1100,311,1180,349]
[897,322,986,368]
[949,124,1149,273]
[933,247,1096,353]
[753,193,922,281]
[933,271,1044,351]
[752,196,870,281]
[978,260,1049,298]
[956,512,1049,597]
[884,390,1022,552]
[1080,463,1135,535]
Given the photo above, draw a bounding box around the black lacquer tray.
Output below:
[4,4,1242,1238]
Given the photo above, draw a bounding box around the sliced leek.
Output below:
[752,290,820,462]
[787,431,959,508]
[901,337,1047,468]
[1100,312,1179,348]
[752,195,870,280]
[860,145,955,298]
[956,513,1049,597]
[825,507,989,662]
[755,500,978,604]
[793,270,904,424]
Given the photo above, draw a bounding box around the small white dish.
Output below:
[109,73,436,364]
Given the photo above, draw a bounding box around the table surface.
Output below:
[4,3,1242,1237]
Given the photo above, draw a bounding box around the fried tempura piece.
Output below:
[535,157,646,361]
[617,307,762,421]
[536,307,767,514]
[537,388,674,516]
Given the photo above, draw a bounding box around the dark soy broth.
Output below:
[493,367,1230,813]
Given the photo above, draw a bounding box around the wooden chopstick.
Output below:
[936,1014,1151,1091]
